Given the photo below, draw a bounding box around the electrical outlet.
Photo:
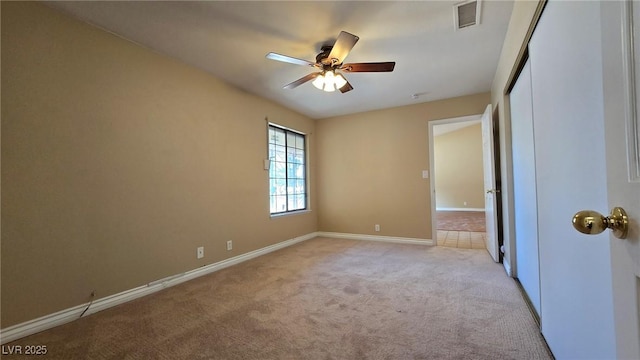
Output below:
[375,224,380,232]
[463,201,467,206]
[226,240,233,251]
[197,246,204,259]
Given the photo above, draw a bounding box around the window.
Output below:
[268,124,307,214]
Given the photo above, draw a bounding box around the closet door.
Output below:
[528,1,616,357]
[509,59,540,318]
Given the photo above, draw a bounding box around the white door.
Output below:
[481,104,499,261]
[601,1,640,358]
[509,59,541,318]
[527,1,640,358]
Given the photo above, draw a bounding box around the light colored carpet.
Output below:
[5,237,551,359]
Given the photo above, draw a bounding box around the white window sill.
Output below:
[270,209,312,219]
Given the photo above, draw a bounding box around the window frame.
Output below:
[268,123,308,216]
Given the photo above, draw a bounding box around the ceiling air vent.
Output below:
[454,0,481,30]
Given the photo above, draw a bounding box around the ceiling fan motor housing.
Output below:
[317,45,336,67]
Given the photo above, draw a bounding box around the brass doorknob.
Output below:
[572,207,628,239]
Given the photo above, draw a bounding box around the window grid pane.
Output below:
[269,125,306,214]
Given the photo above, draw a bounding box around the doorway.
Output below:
[429,115,486,250]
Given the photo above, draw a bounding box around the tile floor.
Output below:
[437,230,486,249]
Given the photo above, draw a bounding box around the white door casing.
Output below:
[481,104,499,262]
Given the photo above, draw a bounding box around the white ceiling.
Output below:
[46,1,513,119]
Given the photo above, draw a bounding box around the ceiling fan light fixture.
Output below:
[312,74,325,90]
[335,73,347,89]
[311,70,347,92]
[323,71,337,92]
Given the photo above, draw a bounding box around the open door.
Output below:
[600,1,640,357]
[481,104,499,262]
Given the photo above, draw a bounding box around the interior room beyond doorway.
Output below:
[432,119,487,249]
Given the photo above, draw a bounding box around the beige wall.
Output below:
[1,1,499,331]
[434,123,484,209]
[1,2,317,327]
[316,93,490,239]
[491,0,542,107]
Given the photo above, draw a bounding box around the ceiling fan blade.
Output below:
[283,72,321,89]
[339,81,354,93]
[266,52,317,67]
[340,62,396,72]
[327,31,359,65]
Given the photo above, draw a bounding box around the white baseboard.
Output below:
[436,207,485,212]
[0,232,318,345]
[503,258,512,277]
[317,232,434,246]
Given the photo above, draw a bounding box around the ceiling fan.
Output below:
[266,31,396,93]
